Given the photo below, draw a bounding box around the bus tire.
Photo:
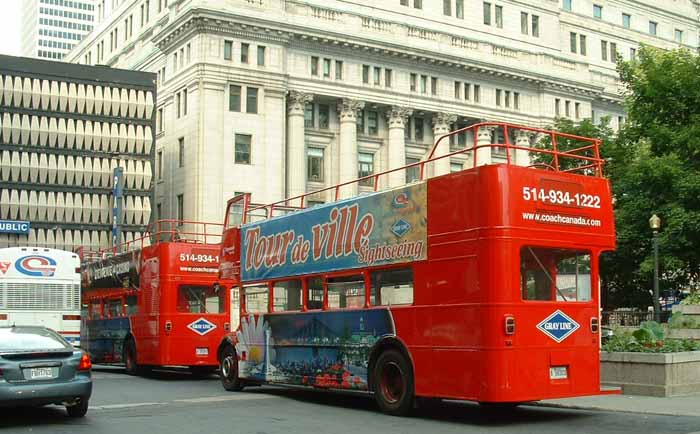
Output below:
[220,346,244,391]
[373,349,414,416]
[123,339,140,376]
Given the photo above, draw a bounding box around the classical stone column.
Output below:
[431,112,457,177]
[337,98,365,198]
[514,130,534,167]
[475,126,494,167]
[286,90,313,200]
[386,106,413,188]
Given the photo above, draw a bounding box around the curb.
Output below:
[531,401,700,418]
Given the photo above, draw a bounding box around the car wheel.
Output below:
[123,339,140,376]
[66,398,89,418]
[220,346,244,391]
[373,349,414,416]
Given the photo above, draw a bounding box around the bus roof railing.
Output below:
[239,122,604,224]
[80,219,223,263]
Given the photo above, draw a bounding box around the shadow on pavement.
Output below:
[92,365,219,382]
[249,387,593,427]
[0,405,90,429]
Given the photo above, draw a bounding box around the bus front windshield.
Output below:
[520,247,592,302]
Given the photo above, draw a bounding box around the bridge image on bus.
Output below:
[213,122,617,415]
[80,221,225,375]
[0,247,82,346]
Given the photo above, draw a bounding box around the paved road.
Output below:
[1,366,699,434]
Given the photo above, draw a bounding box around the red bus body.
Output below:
[81,221,226,372]
[215,122,616,409]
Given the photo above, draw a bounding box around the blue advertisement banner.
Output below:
[240,183,427,282]
[0,220,30,235]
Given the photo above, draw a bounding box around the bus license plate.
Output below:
[196,348,209,356]
[29,367,56,380]
[549,366,568,380]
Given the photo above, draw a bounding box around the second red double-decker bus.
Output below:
[80,220,226,375]
[214,122,616,415]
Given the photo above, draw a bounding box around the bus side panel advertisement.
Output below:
[236,310,395,389]
[240,183,428,281]
[83,250,142,290]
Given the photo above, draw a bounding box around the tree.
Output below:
[552,46,700,309]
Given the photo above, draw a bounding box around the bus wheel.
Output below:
[373,349,414,416]
[220,346,244,391]
[123,339,140,376]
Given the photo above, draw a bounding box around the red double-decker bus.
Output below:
[80,220,226,375]
[214,122,616,415]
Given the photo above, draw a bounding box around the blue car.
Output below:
[0,326,92,417]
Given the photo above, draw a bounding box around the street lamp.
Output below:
[649,214,661,322]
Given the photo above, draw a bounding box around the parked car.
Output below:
[0,326,92,417]
[601,326,614,344]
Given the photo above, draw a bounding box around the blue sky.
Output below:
[0,0,22,56]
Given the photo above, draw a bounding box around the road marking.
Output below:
[174,395,277,403]
[91,402,166,410]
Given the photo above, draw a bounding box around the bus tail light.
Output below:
[63,314,81,321]
[0,314,7,320]
[78,353,92,371]
[165,321,172,332]
[504,315,516,335]
[591,317,599,333]
[224,322,230,332]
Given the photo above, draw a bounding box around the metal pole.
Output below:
[653,230,660,323]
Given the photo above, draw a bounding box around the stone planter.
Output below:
[667,329,700,340]
[601,351,700,397]
[672,304,700,315]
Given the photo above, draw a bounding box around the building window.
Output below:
[318,104,330,129]
[157,203,162,220]
[570,32,577,53]
[450,162,462,173]
[176,92,181,118]
[593,4,602,19]
[335,60,343,80]
[357,110,365,134]
[630,47,636,60]
[385,69,392,88]
[414,0,422,8]
[483,2,491,25]
[521,12,528,35]
[400,0,408,5]
[675,29,683,43]
[157,107,163,132]
[580,34,587,56]
[177,194,184,224]
[367,111,379,135]
[311,56,319,76]
[307,148,324,182]
[304,103,314,128]
[373,67,381,86]
[414,117,424,141]
[229,85,241,112]
[555,98,561,117]
[257,45,265,66]
[464,82,471,100]
[514,92,520,110]
[575,102,580,119]
[474,84,481,103]
[601,40,608,61]
[443,0,451,16]
[505,90,511,108]
[430,77,438,95]
[157,150,163,180]
[410,73,417,92]
[362,65,370,84]
[178,137,184,168]
[496,89,502,106]
[610,42,617,62]
[532,15,539,37]
[320,58,330,78]
[495,5,503,28]
[563,0,572,11]
[246,87,258,114]
[224,40,232,60]
[456,0,464,18]
[565,100,571,117]
[358,152,374,186]
[186,43,191,63]
[454,81,461,99]
[235,134,252,164]
[649,21,657,36]
[420,75,427,94]
[182,88,187,116]
[241,43,249,63]
[622,13,631,28]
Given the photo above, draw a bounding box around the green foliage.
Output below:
[602,322,700,353]
[668,311,700,329]
[681,291,700,306]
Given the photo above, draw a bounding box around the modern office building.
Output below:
[0,54,156,250]
[21,0,97,61]
[66,0,699,225]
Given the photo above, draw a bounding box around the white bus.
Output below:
[0,247,81,346]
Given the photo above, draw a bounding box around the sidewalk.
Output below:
[536,393,700,417]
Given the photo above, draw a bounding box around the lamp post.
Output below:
[649,214,661,322]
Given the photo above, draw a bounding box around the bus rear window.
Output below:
[244,284,269,313]
[106,298,123,318]
[177,285,224,313]
[306,277,324,310]
[327,275,365,309]
[370,268,414,306]
[521,247,592,302]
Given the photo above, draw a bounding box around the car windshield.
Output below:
[0,327,71,352]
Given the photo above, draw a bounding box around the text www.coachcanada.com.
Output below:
[522,212,602,227]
